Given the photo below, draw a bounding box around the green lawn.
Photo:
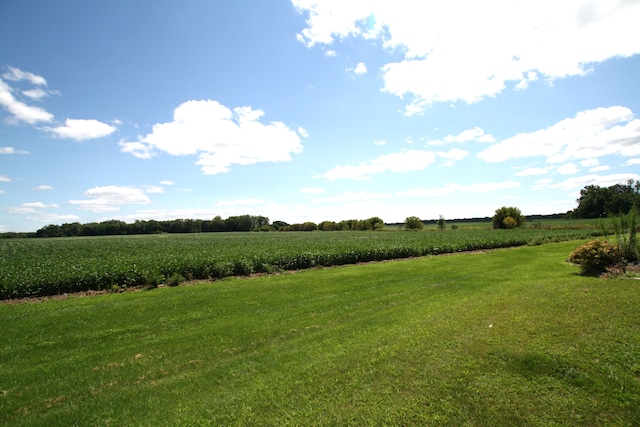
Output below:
[1,241,639,426]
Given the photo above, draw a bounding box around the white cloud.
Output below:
[319,149,436,180]
[354,62,367,75]
[314,191,391,204]
[216,198,266,207]
[26,213,81,223]
[477,106,640,163]
[532,178,554,190]
[580,158,599,167]
[548,173,640,191]
[0,174,11,182]
[120,100,303,175]
[625,158,640,166]
[556,163,579,175]
[45,118,117,141]
[436,148,468,161]
[300,187,325,194]
[515,167,549,177]
[324,49,337,57]
[2,66,47,85]
[294,1,640,113]
[21,202,58,208]
[589,165,610,172]
[397,180,521,198]
[298,126,309,138]
[373,139,386,146]
[444,127,494,143]
[0,146,29,154]
[159,180,175,186]
[69,185,152,212]
[34,185,53,190]
[142,185,165,194]
[0,79,54,124]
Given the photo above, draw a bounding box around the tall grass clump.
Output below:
[600,206,639,264]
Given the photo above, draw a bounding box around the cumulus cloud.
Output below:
[45,118,117,141]
[319,149,436,180]
[119,100,303,175]
[0,174,11,182]
[293,1,640,114]
[477,106,640,163]
[397,180,521,198]
[354,62,367,75]
[0,146,29,154]
[69,185,152,212]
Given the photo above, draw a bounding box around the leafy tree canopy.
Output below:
[570,180,640,219]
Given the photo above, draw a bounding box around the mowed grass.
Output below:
[1,241,639,426]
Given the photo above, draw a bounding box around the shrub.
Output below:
[568,240,621,274]
[493,206,525,229]
[167,273,186,287]
[144,270,164,288]
[503,216,518,229]
[404,216,424,230]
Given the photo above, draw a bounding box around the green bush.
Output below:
[503,216,518,229]
[404,216,424,230]
[167,273,186,287]
[568,240,621,274]
[493,206,525,229]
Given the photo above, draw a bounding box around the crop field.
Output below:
[1,226,602,299]
[1,241,639,425]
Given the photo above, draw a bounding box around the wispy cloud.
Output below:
[69,185,152,212]
[397,180,521,198]
[0,146,29,155]
[478,106,640,163]
[0,79,54,124]
[319,149,436,180]
[300,187,325,194]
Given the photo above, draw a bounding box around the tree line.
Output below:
[1,215,386,238]
[568,179,640,218]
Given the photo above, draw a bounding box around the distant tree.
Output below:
[367,216,385,230]
[404,216,424,230]
[271,220,289,231]
[437,215,446,230]
[492,207,524,229]
[571,180,640,218]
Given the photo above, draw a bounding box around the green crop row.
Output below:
[1,228,600,299]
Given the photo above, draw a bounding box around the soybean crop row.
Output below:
[1,228,598,299]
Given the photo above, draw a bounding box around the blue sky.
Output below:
[1,0,639,232]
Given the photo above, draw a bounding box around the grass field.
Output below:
[1,226,603,299]
[1,241,639,425]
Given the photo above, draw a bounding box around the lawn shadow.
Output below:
[495,351,594,390]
